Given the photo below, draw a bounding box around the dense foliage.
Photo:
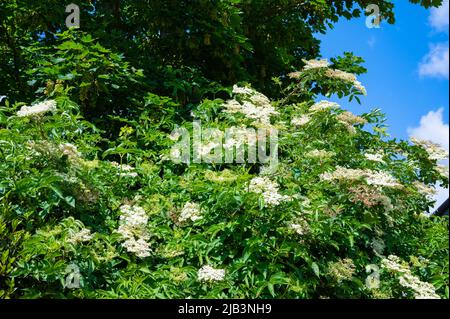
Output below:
[0,0,448,299]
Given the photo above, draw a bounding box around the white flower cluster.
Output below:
[413,181,437,198]
[381,255,440,299]
[117,205,151,258]
[436,164,449,178]
[302,58,331,70]
[59,143,81,159]
[17,100,57,117]
[305,149,335,159]
[325,69,367,95]
[67,228,93,244]
[309,100,340,112]
[320,166,367,182]
[337,111,367,125]
[410,137,449,161]
[179,202,202,223]
[291,115,311,126]
[365,153,385,163]
[321,166,401,188]
[328,258,356,283]
[249,176,290,206]
[197,265,226,283]
[224,85,278,125]
[111,161,138,178]
[336,111,367,134]
[290,220,310,236]
[365,171,401,188]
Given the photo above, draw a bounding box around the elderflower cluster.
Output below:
[336,111,367,134]
[67,228,93,244]
[291,115,311,126]
[413,181,437,198]
[309,100,340,112]
[205,170,237,183]
[223,85,278,125]
[410,137,449,161]
[328,258,356,283]
[111,161,138,178]
[179,202,202,223]
[320,166,367,182]
[337,111,367,125]
[59,143,81,159]
[436,164,449,178]
[365,171,401,188]
[290,219,310,236]
[325,69,367,95]
[321,167,401,188]
[302,58,331,70]
[249,176,290,206]
[17,100,57,117]
[305,149,335,159]
[116,205,151,258]
[197,265,226,283]
[381,255,440,299]
[365,153,385,163]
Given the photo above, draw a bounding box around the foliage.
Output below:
[0,0,448,299]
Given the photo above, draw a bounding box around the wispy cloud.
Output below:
[418,42,449,79]
[429,0,449,32]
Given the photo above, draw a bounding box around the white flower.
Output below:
[111,161,138,178]
[365,171,401,188]
[17,100,57,117]
[354,80,367,95]
[225,86,278,125]
[291,115,311,126]
[302,59,330,70]
[320,166,366,182]
[309,100,340,112]
[365,153,385,163]
[179,202,202,223]
[411,137,449,161]
[121,238,151,258]
[413,181,437,198]
[398,273,440,299]
[305,149,335,159]
[59,143,81,158]
[337,111,367,125]
[381,255,410,274]
[325,69,367,95]
[436,164,449,178]
[119,205,148,227]
[197,265,225,282]
[67,228,93,244]
[290,221,309,236]
[232,85,254,95]
[117,205,151,258]
[249,176,290,206]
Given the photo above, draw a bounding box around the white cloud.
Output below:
[418,42,449,79]
[408,108,449,211]
[408,108,449,150]
[429,0,449,32]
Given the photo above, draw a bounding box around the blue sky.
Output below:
[317,0,449,206]
[317,0,449,143]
